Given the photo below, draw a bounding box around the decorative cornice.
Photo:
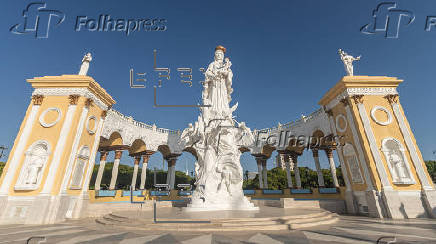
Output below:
[32,88,108,110]
[325,87,398,111]
[32,95,44,105]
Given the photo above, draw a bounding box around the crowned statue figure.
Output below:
[181,46,257,211]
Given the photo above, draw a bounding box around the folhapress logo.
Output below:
[361,2,415,38]
[10,2,65,39]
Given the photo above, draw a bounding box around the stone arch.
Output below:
[128,139,147,155]
[158,145,172,159]
[99,131,123,148]
[183,147,198,161]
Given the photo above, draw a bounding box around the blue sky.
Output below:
[0,0,435,175]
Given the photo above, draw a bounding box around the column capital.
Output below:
[352,95,364,105]
[325,109,334,117]
[101,110,108,119]
[99,151,109,160]
[68,94,80,105]
[85,98,93,108]
[32,95,44,105]
[385,94,399,104]
[312,149,319,157]
[114,150,123,159]
[133,156,141,165]
[325,148,334,158]
[340,97,349,107]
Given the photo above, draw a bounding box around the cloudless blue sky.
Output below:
[0,0,435,176]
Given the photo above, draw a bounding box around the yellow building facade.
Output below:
[0,72,434,224]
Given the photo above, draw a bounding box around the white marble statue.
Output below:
[182,46,257,211]
[78,53,92,75]
[338,49,360,76]
[389,153,409,182]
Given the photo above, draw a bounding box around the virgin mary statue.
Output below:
[203,45,234,119]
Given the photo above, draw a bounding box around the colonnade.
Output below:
[253,146,339,190]
[94,149,154,191]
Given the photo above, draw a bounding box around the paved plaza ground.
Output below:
[1,209,435,244]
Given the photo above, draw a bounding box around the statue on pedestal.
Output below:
[78,53,92,75]
[181,46,256,211]
[338,49,360,76]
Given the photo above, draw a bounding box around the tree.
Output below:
[425,161,436,183]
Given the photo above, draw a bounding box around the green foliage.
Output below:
[89,162,194,190]
[0,162,5,176]
[425,161,436,183]
[243,166,345,190]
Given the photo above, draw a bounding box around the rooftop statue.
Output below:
[338,49,360,76]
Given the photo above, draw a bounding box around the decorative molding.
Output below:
[370,106,392,126]
[39,107,62,128]
[86,115,97,135]
[326,87,398,110]
[32,95,44,105]
[32,88,108,110]
[335,114,348,133]
[68,95,80,105]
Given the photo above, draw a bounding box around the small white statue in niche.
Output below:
[15,141,50,190]
[382,138,413,184]
[389,152,410,182]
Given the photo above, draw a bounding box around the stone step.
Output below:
[290,216,339,229]
[284,213,337,224]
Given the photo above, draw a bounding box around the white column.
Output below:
[60,102,90,194]
[291,153,301,188]
[262,160,268,189]
[166,164,171,188]
[255,157,264,189]
[94,151,108,191]
[140,154,150,190]
[0,100,41,195]
[326,148,339,188]
[40,102,77,195]
[131,156,140,190]
[109,150,123,190]
[281,152,293,188]
[312,149,325,187]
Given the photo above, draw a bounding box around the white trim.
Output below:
[81,116,104,194]
[391,103,433,190]
[356,102,392,190]
[344,105,374,190]
[32,88,108,110]
[335,114,348,133]
[326,87,398,110]
[40,104,77,195]
[60,106,89,194]
[328,115,351,190]
[370,106,392,126]
[0,105,40,194]
[39,107,62,128]
[86,115,97,134]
